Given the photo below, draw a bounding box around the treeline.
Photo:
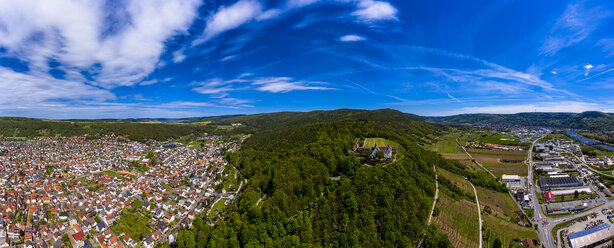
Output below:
[437,158,507,193]
[430,111,614,131]
[174,109,453,247]
[0,117,212,141]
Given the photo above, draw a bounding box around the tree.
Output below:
[574,190,579,199]
[492,237,502,248]
[176,230,195,248]
[375,150,385,159]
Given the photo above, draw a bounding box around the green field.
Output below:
[477,133,526,146]
[363,137,398,148]
[208,198,227,220]
[111,210,152,241]
[482,213,538,248]
[434,169,479,247]
[555,193,598,202]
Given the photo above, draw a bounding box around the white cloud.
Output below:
[192,75,334,95]
[286,0,320,8]
[352,0,398,22]
[252,77,333,93]
[339,34,366,42]
[584,64,593,76]
[540,3,612,56]
[139,79,158,86]
[0,68,114,106]
[195,0,263,44]
[0,0,202,87]
[172,50,188,63]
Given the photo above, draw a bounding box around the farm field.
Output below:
[466,148,527,156]
[434,169,479,248]
[476,186,538,247]
[363,137,398,148]
[433,195,480,248]
[427,132,482,172]
[476,133,526,146]
[482,212,538,248]
[464,145,529,178]
[482,163,528,177]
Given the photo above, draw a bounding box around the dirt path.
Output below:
[417,165,439,248]
[428,166,439,225]
[468,181,483,248]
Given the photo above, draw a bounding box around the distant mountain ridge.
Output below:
[428,111,614,131]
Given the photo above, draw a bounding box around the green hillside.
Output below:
[429,111,614,131]
[0,117,212,141]
[172,109,505,247]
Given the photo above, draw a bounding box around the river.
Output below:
[566,130,614,151]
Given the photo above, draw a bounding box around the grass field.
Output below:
[482,163,528,177]
[363,137,398,148]
[426,132,482,172]
[111,210,152,241]
[482,213,538,248]
[477,133,526,146]
[208,198,227,220]
[555,193,598,202]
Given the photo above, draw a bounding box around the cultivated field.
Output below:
[363,137,398,148]
[468,148,528,177]
[476,186,538,247]
[434,169,480,248]
[482,213,538,248]
[427,132,482,172]
[466,148,527,155]
[434,195,480,248]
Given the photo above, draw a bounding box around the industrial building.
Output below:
[545,201,588,213]
[568,223,614,248]
[540,176,583,189]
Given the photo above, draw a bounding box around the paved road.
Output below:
[526,136,552,248]
[468,181,483,248]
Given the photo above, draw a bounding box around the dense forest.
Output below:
[171,109,504,247]
[429,111,614,131]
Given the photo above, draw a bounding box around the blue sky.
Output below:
[0,0,613,118]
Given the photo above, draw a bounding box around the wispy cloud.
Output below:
[339,34,366,42]
[192,78,247,98]
[252,77,334,93]
[540,3,612,56]
[598,38,614,56]
[192,75,334,95]
[195,0,264,44]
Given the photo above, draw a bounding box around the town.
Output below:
[0,134,242,248]
[498,129,614,248]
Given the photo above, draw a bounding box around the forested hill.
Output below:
[428,111,614,130]
[178,109,502,247]
[0,117,212,141]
